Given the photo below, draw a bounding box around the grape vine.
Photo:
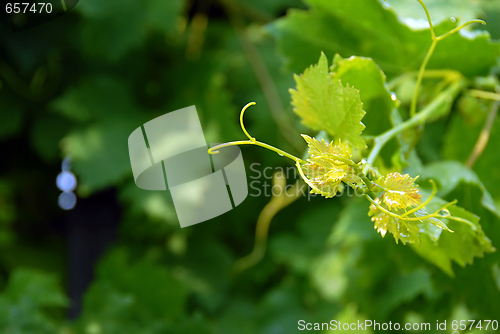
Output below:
[209,0,497,268]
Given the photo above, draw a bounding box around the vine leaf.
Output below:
[375,173,422,210]
[443,97,500,202]
[368,197,448,245]
[270,0,500,78]
[299,134,361,198]
[420,161,500,218]
[410,198,496,276]
[368,172,452,245]
[290,53,366,149]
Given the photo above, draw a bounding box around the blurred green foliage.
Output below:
[1,0,500,333]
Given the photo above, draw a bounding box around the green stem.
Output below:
[400,180,437,218]
[466,100,499,168]
[364,194,454,232]
[295,162,326,196]
[367,79,466,165]
[240,102,256,141]
[409,0,437,118]
[416,0,436,40]
[387,69,460,91]
[209,140,306,164]
[410,0,437,117]
[469,89,500,101]
[436,19,486,41]
[233,177,303,272]
[410,0,485,118]
[447,216,477,231]
[409,40,437,117]
[351,163,374,191]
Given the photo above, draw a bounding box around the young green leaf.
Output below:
[368,196,449,245]
[368,172,456,245]
[375,173,422,210]
[290,53,366,149]
[298,134,361,198]
[369,197,421,245]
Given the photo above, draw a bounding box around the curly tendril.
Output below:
[208,102,305,164]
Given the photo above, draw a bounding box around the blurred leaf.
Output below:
[411,200,495,276]
[443,97,500,201]
[237,0,305,17]
[194,73,240,144]
[326,303,374,333]
[420,161,500,218]
[61,121,133,194]
[217,299,257,334]
[416,162,499,275]
[0,269,67,334]
[0,298,60,334]
[483,2,500,40]
[30,114,72,161]
[93,249,188,319]
[311,250,351,301]
[270,0,499,78]
[328,198,379,245]
[78,0,143,61]
[0,239,67,278]
[144,0,184,33]
[75,248,193,333]
[376,268,434,317]
[257,283,306,334]
[270,234,312,273]
[50,76,144,122]
[309,201,370,303]
[386,0,484,23]
[79,283,172,334]
[77,0,183,61]
[119,181,178,226]
[54,76,146,193]
[181,236,233,312]
[290,53,366,148]
[493,263,500,292]
[3,268,67,307]
[270,202,341,273]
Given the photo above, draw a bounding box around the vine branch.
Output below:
[368,79,466,165]
[409,0,485,118]
[234,174,303,272]
[466,100,499,168]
